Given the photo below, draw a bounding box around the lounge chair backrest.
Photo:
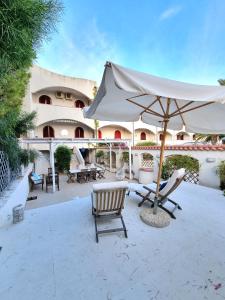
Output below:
[92,181,128,215]
[159,168,185,197]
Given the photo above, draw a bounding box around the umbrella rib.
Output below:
[171,101,214,118]
[174,99,186,126]
[158,97,166,115]
[169,101,194,117]
[140,97,159,116]
[127,93,148,100]
[126,98,164,118]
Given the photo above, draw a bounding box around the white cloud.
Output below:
[37,18,122,84]
[159,5,182,21]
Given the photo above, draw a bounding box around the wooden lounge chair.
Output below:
[135,168,186,219]
[91,181,128,243]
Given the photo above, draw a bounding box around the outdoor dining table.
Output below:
[68,167,102,183]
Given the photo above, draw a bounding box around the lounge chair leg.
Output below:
[158,205,176,219]
[120,215,128,238]
[94,215,99,243]
[167,198,182,210]
[136,191,152,207]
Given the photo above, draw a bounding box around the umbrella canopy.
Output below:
[85,62,225,134]
[84,62,225,215]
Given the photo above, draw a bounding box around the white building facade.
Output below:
[23,65,195,146]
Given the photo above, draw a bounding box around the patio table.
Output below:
[69,167,102,183]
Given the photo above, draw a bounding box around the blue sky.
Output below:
[37,0,225,85]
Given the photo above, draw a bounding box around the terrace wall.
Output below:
[131,145,225,188]
[0,164,33,228]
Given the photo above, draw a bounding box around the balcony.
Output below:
[33,103,94,129]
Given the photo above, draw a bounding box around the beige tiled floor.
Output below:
[26,171,136,210]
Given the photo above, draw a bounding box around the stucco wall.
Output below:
[0,164,33,228]
[30,65,96,99]
[131,147,225,188]
[35,123,94,139]
[99,126,132,139]
[33,91,90,108]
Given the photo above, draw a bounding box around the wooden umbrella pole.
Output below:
[153,99,170,214]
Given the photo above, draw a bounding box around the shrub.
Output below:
[122,152,129,163]
[96,150,104,158]
[142,153,153,160]
[19,149,39,166]
[162,155,199,180]
[55,146,72,172]
[136,141,157,146]
[217,161,225,190]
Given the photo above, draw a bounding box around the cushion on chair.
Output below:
[93,181,128,192]
[159,181,167,191]
[159,168,185,196]
[31,173,42,183]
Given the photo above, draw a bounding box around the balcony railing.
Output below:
[33,103,94,129]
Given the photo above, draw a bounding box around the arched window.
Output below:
[140,132,146,140]
[39,95,51,104]
[177,133,184,140]
[193,134,196,140]
[114,130,121,139]
[75,100,85,108]
[43,126,54,138]
[75,127,84,138]
[159,133,164,141]
[98,130,102,139]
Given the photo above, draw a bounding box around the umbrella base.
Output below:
[140,207,170,228]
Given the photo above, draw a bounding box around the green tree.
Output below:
[55,146,72,172]
[0,0,62,79]
[0,0,63,170]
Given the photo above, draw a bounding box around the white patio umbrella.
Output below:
[84,62,225,214]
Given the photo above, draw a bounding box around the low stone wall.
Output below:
[0,164,33,228]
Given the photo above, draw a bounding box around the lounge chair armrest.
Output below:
[143,186,156,194]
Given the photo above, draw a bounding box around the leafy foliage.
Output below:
[96,150,104,158]
[136,141,157,146]
[0,0,62,79]
[55,146,72,172]
[162,155,199,180]
[217,161,225,191]
[0,111,37,169]
[0,70,30,117]
[122,152,129,163]
[194,133,225,145]
[0,0,62,171]
[14,111,36,137]
[142,153,153,160]
[19,149,39,166]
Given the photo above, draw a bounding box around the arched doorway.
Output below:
[39,95,51,104]
[75,127,84,138]
[43,126,54,138]
[114,130,121,139]
[98,130,102,139]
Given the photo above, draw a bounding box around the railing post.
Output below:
[50,142,56,193]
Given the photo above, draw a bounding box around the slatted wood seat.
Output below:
[91,181,128,243]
